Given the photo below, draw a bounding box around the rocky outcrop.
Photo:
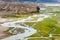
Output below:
[0,2,38,16]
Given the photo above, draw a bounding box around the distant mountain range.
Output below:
[0,0,60,3]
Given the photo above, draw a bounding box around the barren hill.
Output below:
[0,2,38,16]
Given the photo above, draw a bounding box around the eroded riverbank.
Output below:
[0,14,50,40]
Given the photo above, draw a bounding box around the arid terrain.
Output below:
[0,2,38,16]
